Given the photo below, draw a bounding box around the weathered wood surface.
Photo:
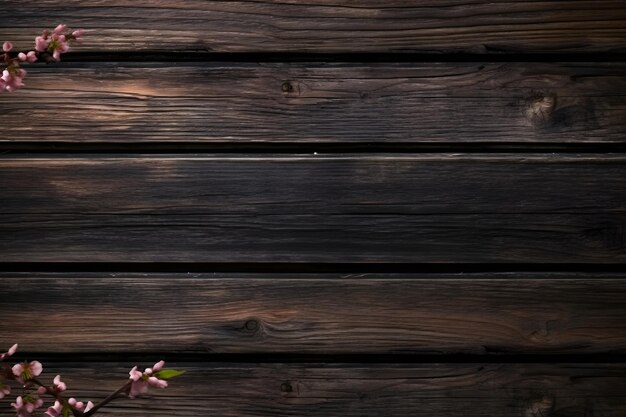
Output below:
[2,62,625,144]
[2,1,626,54]
[1,155,626,263]
[1,362,625,416]
[2,273,626,354]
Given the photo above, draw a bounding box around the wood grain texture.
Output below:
[2,1,626,54]
[1,362,626,416]
[1,62,625,144]
[1,155,626,263]
[2,273,626,354]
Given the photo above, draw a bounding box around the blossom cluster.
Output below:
[0,344,184,417]
[1,24,84,93]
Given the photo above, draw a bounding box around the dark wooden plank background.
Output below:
[2,62,625,144]
[1,1,626,416]
[2,155,626,263]
[2,0,626,53]
[3,273,626,355]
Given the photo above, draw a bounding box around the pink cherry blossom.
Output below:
[52,374,67,392]
[145,360,165,374]
[0,341,181,416]
[72,29,85,41]
[68,398,94,413]
[53,24,67,34]
[128,365,149,398]
[50,40,70,61]
[128,379,149,398]
[2,68,27,92]
[2,24,86,93]
[11,395,44,417]
[44,401,62,417]
[12,360,43,383]
[129,366,143,381]
[0,343,18,360]
[128,361,168,398]
[42,28,73,62]
[35,35,49,52]
[18,51,37,63]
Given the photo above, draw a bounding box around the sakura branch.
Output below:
[1,24,84,93]
[0,344,185,417]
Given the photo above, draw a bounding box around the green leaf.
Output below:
[62,404,71,417]
[153,369,186,379]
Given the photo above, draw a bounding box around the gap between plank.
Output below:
[3,262,626,274]
[60,51,626,63]
[3,142,626,155]
[8,352,626,364]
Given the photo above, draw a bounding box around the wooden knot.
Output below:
[526,93,556,126]
[281,81,295,93]
[280,382,293,393]
[525,396,554,417]
[243,319,260,333]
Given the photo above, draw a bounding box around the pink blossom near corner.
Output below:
[12,360,43,383]
[12,395,44,417]
[2,24,84,92]
[128,360,168,398]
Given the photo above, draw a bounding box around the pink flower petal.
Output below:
[129,366,143,381]
[53,375,67,392]
[152,360,165,372]
[148,376,168,388]
[84,401,94,412]
[12,363,24,377]
[26,51,37,63]
[0,343,17,360]
[35,36,49,52]
[30,360,43,377]
[53,24,67,34]
[128,380,149,398]
[45,400,63,417]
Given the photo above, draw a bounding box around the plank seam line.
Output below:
[2,262,626,274]
[9,353,626,364]
[3,142,626,155]
[57,52,626,63]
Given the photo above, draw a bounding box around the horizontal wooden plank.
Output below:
[1,362,626,416]
[2,62,626,144]
[1,1,626,54]
[1,155,626,263]
[2,273,626,354]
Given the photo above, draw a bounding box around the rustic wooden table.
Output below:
[1,1,626,416]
